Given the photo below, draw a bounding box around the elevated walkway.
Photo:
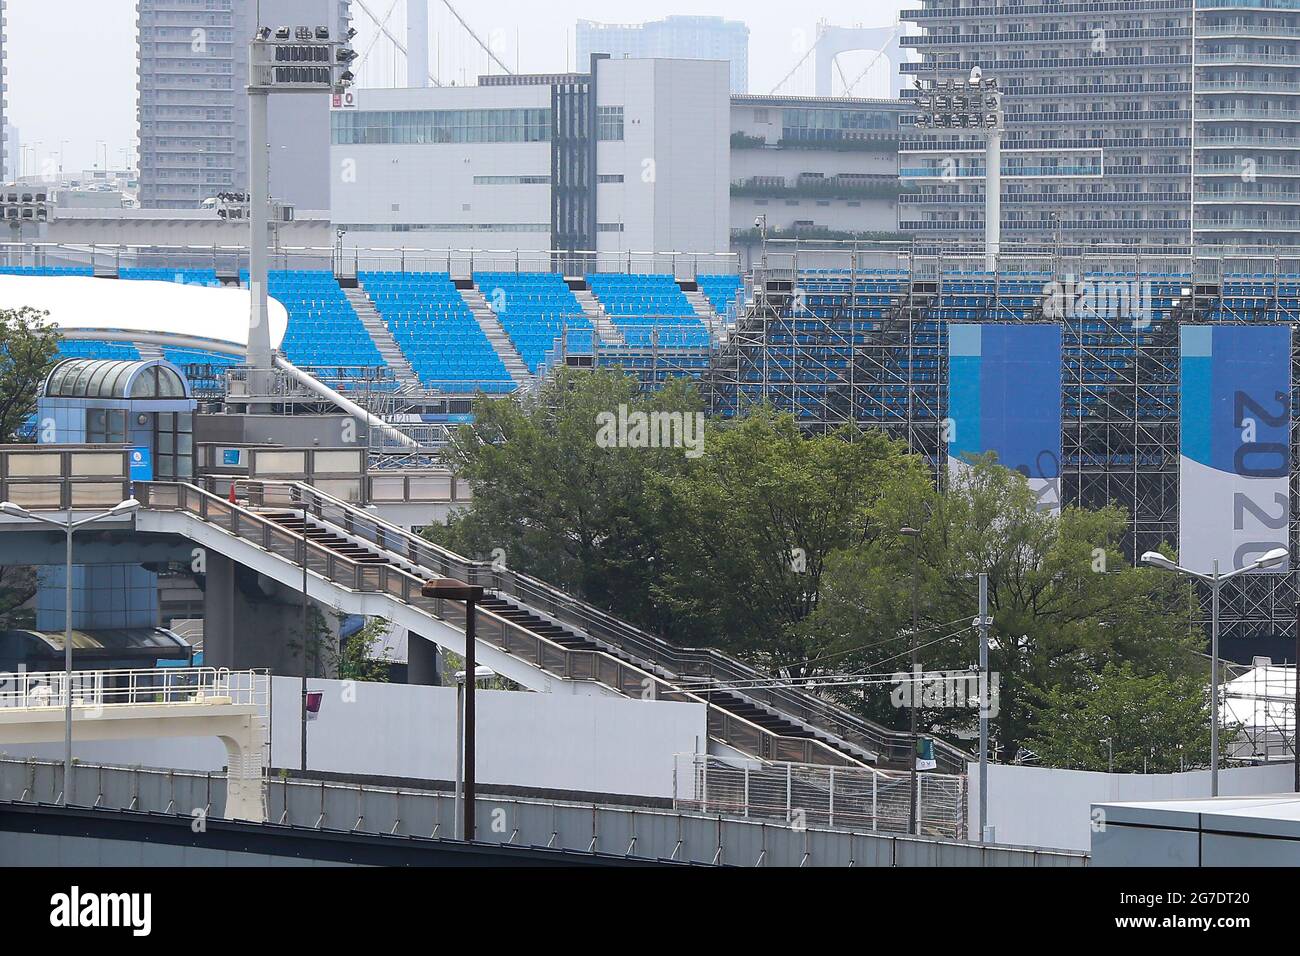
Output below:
[0,445,969,776]
[0,667,266,821]
[0,756,1083,866]
[141,478,967,773]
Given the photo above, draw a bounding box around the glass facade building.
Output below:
[577,15,750,94]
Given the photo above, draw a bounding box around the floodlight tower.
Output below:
[246,24,357,390]
[914,67,1004,271]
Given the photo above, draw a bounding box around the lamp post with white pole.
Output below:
[0,498,140,804]
[1141,546,1289,796]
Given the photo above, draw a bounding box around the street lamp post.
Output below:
[975,571,994,842]
[1142,547,1289,795]
[0,498,140,803]
[900,525,922,835]
[453,665,492,840]
[421,577,484,841]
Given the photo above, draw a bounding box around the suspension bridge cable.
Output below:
[440,0,512,75]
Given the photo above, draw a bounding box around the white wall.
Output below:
[595,58,728,254]
[7,678,707,800]
[970,761,1297,851]
[331,85,553,253]
[332,60,731,257]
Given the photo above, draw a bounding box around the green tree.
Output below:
[0,307,59,440]
[1025,662,1214,772]
[809,454,1203,761]
[0,565,36,628]
[649,410,922,669]
[430,367,699,628]
[336,616,393,683]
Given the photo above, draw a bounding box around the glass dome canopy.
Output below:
[42,359,191,400]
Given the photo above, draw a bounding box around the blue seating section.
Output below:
[55,340,141,361]
[697,274,743,319]
[598,347,713,390]
[240,269,383,389]
[586,274,709,348]
[122,268,221,287]
[359,271,514,394]
[1060,272,1183,430]
[722,269,933,427]
[474,272,594,372]
[0,265,92,276]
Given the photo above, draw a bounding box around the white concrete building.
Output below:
[329,56,731,256]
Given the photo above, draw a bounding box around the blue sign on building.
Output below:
[130,446,154,481]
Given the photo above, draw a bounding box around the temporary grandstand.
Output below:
[4,239,1300,646]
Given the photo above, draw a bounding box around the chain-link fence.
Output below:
[673,754,967,839]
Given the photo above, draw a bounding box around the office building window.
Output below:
[597,106,625,141]
[331,108,552,145]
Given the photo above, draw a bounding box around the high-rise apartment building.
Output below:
[577,15,749,94]
[136,0,349,210]
[899,1,1300,252]
[1,0,8,184]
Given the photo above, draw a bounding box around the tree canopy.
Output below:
[0,307,59,440]
[434,369,1212,768]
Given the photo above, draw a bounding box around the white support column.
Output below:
[407,0,430,89]
[984,127,1002,273]
[247,88,272,376]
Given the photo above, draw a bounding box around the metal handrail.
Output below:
[226,478,968,772]
[0,666,266,710]
[134,481,858,769]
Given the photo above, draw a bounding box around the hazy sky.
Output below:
[7,0,918,177]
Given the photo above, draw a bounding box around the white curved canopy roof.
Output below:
[0,275,288,354]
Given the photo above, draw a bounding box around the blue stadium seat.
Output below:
[586,273,710,348]
[359,271,514,393]
[0,266,93,276]
[121,267,222,287]
[240,269,384,390]
[474,272,595,372]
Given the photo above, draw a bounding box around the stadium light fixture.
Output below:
[1142,546,1290,796]
[912,69,1004,269]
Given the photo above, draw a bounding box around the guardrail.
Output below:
[0,756,1087,867]
[673,753,966,839]
[0,241,741,283]
[0,443,132,511]
[230,478,968,772]
[0,666,266,711]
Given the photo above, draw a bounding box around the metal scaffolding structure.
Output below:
[702,239,1300,644]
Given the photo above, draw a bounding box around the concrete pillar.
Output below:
[203,552,236,669]
[407,632,441,686]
